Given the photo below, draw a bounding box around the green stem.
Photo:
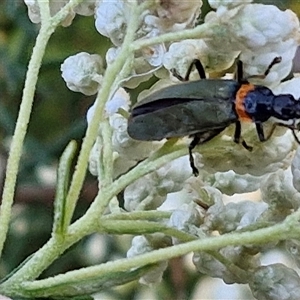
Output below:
[102,210,171,221]
[62,1,145,228]
[18,220,298,296]
[0,143,186,289]
[132,22,217,50]
[100,220,196,241]
[0,21,54,258]
[0,0,97,282]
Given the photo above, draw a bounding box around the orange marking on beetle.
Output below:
[235,83,255,122]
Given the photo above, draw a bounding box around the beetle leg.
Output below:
[292,129,300,144]
[171,59,206,82]
[263,121,300,144]
[246,57,282,81]
[190,59,206,80]
[237,57,282,83]
[264,57,282,77]
[236,60,244,83]
[234,121,252,150]
[170,69,185,81]
[255,122,266,141]
[189,135,200,176]
[234,121,242,143]
[189,128,226,176]
[264,123,277,141]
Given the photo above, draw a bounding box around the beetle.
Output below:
[127,57,300,176]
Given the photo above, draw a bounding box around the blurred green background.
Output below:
[0,1,299,299]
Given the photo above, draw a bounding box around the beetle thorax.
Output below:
[242,86,275,123]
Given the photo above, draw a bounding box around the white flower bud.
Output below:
[124,156,193,211]
[124,175,167,211]
[260,168,300,210]
[95,0,128,46]
[155,0,202,29]
[212,171,262,196]
[127,234,170,285]
[286,239,300,269]
[199,126,294,176]
[139,260,168,286]
[206,200,268,233]
[24,0,93,26]
[74,1,96,16]
[25,0,69,24]
[105,88,130,116]
[249,264,300,300]
[127,236,152,258]
[205,4,300,86]
[163,39,238,79]
[61,52,103,96]
[168,202,201,233]
[193,245,260,284]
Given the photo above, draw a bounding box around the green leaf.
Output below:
[52,141,77,235]
[22,265,156,298]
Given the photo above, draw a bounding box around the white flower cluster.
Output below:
[89,1,300,295]
[95,0,202,86]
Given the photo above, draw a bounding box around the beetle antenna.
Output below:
[189,135,200,176]
[170,68,185,81]
[264,56,282,76]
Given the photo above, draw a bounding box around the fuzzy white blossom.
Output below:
[24,0,95,26]
[95,0,202,85]
[124,156,193,211]
[158,177,214,212]
[168,202,202,236]
[212,171,262,196]
[205,200,268,233]
[285,240,300,269]
[127,234,170,285]
[163,39,238,78]
[146,0,202,33]
[249,264,300,300]
[198,125,295,176]
[201,4,300,87]
[61,52,103,96]
[260,168,300,211]
[95,0,128,46]
[105,39,163,88]
[193,245,260,284]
